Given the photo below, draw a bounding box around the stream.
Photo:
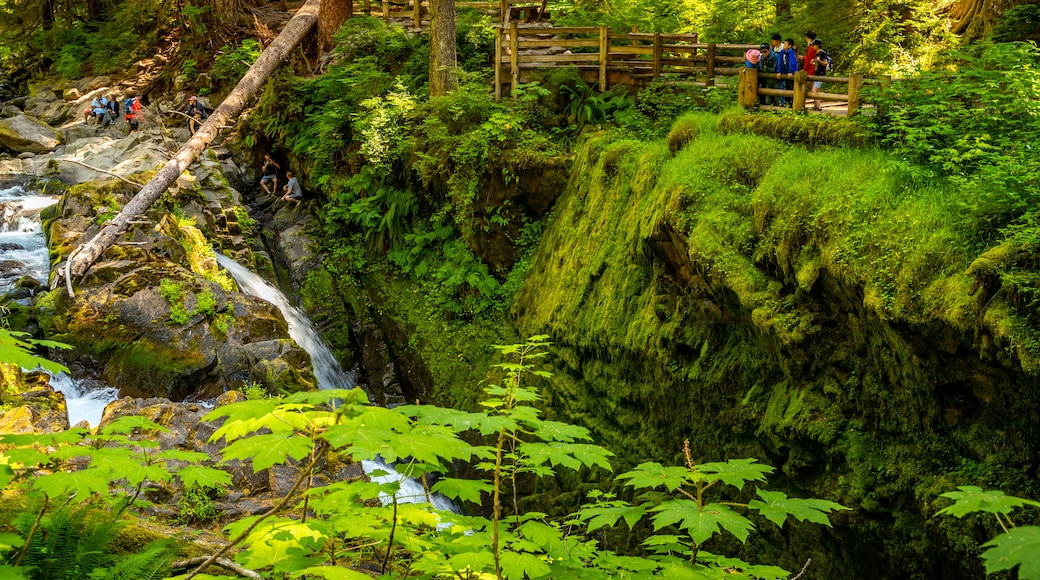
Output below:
[0,182,119,427]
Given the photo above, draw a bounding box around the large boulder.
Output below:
[0,113,63,153]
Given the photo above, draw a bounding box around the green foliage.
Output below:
[211,39,262,91]
[0,329,69,374]
[867,41,1040,240]
[177,483,223,524]
[940,486,1040,579]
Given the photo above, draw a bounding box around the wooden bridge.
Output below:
[491,24,888,116]
[348,0,887,116]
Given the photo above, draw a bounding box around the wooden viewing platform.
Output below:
[490,23,889,116]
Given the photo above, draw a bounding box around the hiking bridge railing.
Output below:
[492,24,890,116]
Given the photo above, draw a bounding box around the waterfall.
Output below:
[0,183,117,428]
[214,254,356,392]
[215,253,458,512]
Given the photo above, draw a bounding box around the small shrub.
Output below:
[667,115,700,153]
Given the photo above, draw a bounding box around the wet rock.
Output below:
[0,113,63,154]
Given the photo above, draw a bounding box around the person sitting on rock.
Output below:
[92,96,114,128]
[259,154,280,195]
[280,171,302,204]
[85,96,107,124]
[186,95,208,133]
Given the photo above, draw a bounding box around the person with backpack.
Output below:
[125,95,143,133]
[803,31,818,77]
[778,39,799,106]
[757,42,780,106]
[810,39,829,111]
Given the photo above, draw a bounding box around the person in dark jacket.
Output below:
[186,96,208,133]
[757,43,780,106]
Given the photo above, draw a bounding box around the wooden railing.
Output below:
[493,24,764,100]
[738,68,890,116]
[491,24,888,116]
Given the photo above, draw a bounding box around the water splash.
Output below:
[47,372,119,428]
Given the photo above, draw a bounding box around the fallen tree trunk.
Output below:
[67,0,321,281]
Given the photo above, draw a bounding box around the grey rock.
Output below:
[0,113,63,153]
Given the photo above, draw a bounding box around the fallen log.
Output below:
[66,0,321,282]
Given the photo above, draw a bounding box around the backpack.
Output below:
[819,51,833,73]
[124,98,135,111]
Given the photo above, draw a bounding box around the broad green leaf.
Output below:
[534,420,591,442]
[0,328,69,374]
[99,415,168,435]
[233,518,327,570]
[500,550,551,580]
[431,477,493,504]
[220,434,313,472]
[446,551,495,574]
[157,449,212,462]
[938,486,1040,518]
[178,465,233,489]
[0,565,29,580]
[204,399,282,441]
[981,526,1040,579]
[696,458,773,489]
[747,489,848,528]
[0,532,25,551]
[0,464,13,490]
[617,462,692,491]
[578,504,647,532]
[33,468,109,499]
[291,566,372,579]
[650,500,754,545]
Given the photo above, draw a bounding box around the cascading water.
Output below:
[214,254,356,392]
[0,183,117,427]
[216,253,458,512]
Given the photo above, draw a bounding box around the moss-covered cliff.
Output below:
[512,113,1040,578]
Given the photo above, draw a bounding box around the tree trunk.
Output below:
[429,0,457,96]
[213,0,246,26]
[68,0,322,281]
[775,0,790,17]
[42,0,54,30]
[318,0,352,54]
[86,0,100,21]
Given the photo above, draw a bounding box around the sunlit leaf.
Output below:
[220,434,313,472]
[938,486,1040,518]
[696,458,773,489]
[748,489,848,528]
[650,500,753,545]
[981,526,1040,579]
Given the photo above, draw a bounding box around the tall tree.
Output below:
[318,0,352,54]
[429,0,457,95]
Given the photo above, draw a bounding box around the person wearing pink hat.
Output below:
[745,48,762,68]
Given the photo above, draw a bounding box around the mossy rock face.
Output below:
[36,170,316,401]
[513,118,1040,578]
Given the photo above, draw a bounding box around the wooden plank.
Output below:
[515,54,602,63]
[609,46,656,56]
[500,25,599,34]
[806,90,848,100]
[653,33,661,78]
[599,25,608,91]
[518,38,600,48]
[847,73,862,116]
[705,43,716,87]
[510,21,519,97]
[792,70,806,111]
[808,75,848,84]
[494,26,502,101]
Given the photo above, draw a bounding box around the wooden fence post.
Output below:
[413,0,421,28]
[653,33,661,79]
[792,70,807,112]
[847,73,863,116]
[510,20,519,97]
[382,0,389,21]
[738,67,758,108]
[706,43,716,87]
[494,26,502,101]
[500,0,508,23]
[598,25,608,92]
[363,0,371,14]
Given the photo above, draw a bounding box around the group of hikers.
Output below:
[259,154,303,204]
[83,94,144,132]
[744,30,832,111]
